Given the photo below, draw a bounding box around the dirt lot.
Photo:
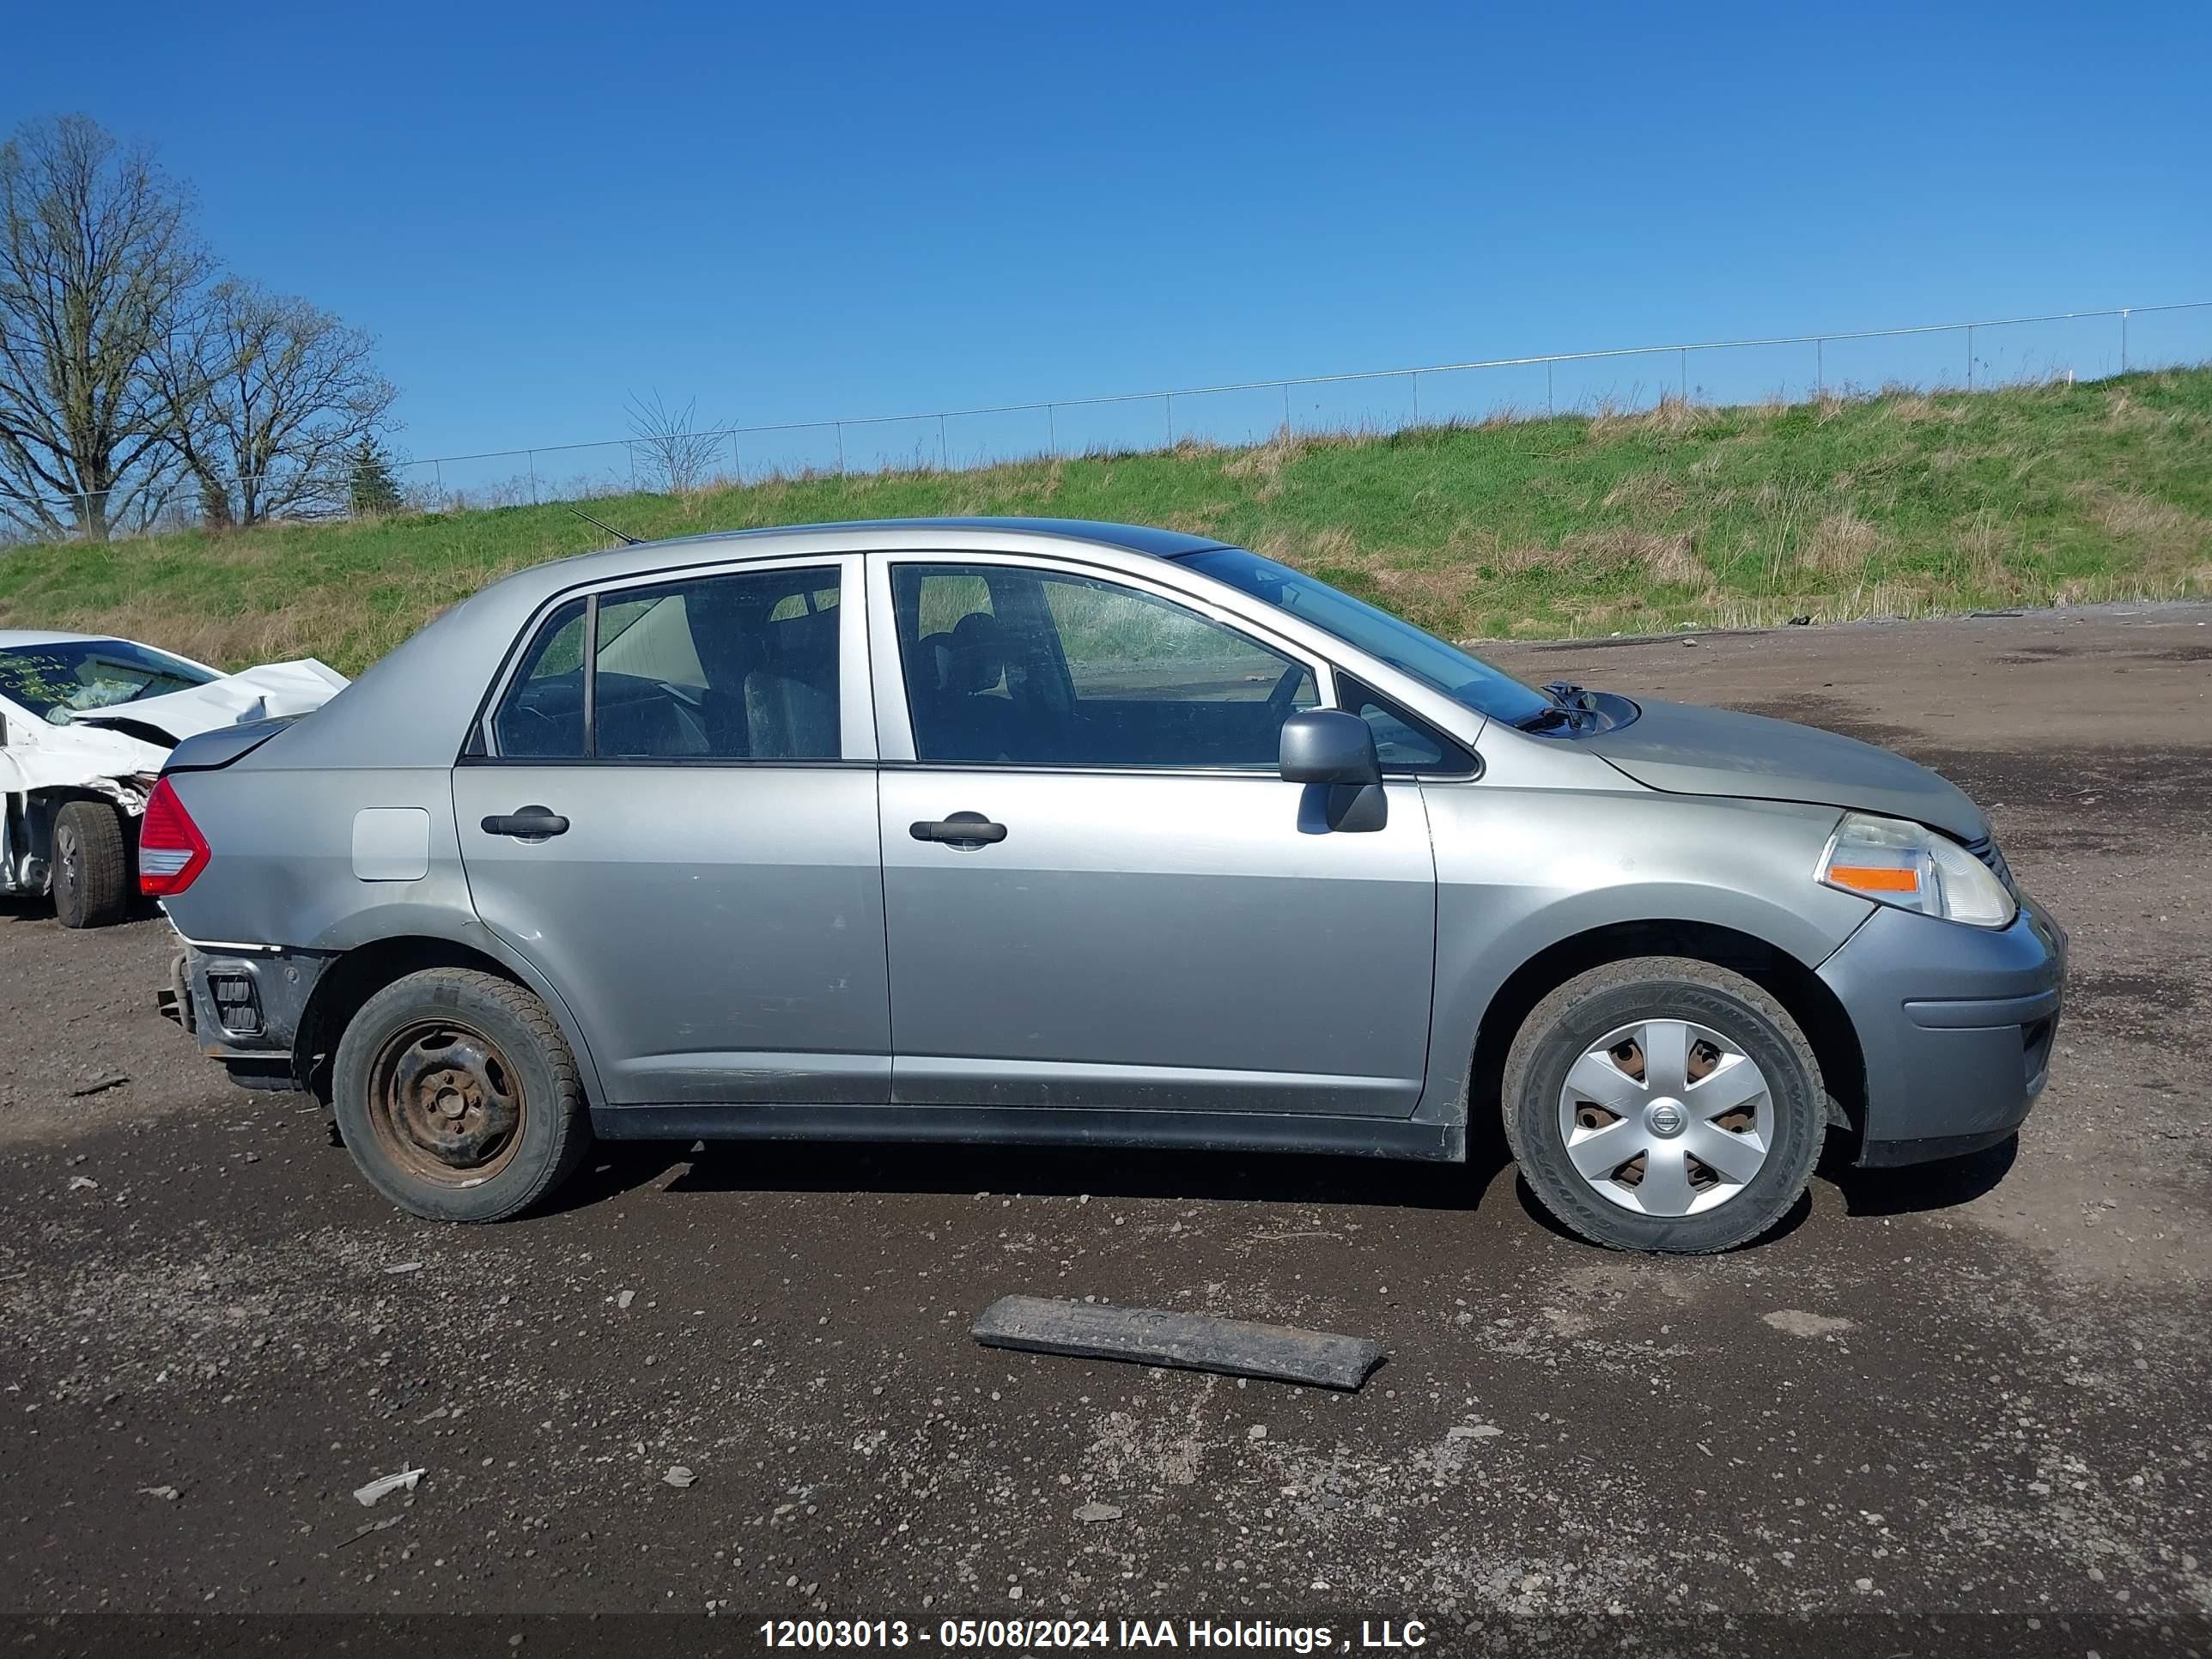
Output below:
[3,604,2209,1656]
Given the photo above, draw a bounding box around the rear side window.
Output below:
[493,599,587,757]
[489,568,841,761]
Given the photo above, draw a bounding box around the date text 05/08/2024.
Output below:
[757,1618,1432,1650]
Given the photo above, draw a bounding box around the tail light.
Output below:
[138,777,211,896]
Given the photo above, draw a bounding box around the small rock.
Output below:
[70,1074,130,1098]
[1247,1425,1267,1441]
[1448,1424,1504,1440]
[137,1485,179,1501]
[384,1261,423,1276]
[664,1466,696,1489]
[1074,1501,1123,1524]
[68,1176,99,1192]
[617,1290,635,1310]
[1762,1310,1856,1339]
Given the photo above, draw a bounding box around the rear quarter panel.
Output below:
[161,759,613,1104]
[162,764,471,951]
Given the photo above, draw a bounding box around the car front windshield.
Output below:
[1180,549,1554,727]
[0,640,218,722]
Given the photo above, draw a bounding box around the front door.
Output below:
[873,556,1437,1118]
[456,557,890,1106]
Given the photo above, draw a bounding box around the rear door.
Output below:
[454,555,890,1107]
[872,551,1438,1118]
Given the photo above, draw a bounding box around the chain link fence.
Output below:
[13,299,2211,543]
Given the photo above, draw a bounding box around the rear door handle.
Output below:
[482,805,570,840]
[909,811,1006,848]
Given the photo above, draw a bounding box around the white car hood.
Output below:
[72,659,349,744]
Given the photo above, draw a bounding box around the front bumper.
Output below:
[1818,891,2067,1166]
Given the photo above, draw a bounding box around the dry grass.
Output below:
[1249,525,1361,568]
[1882,390,1966,425]
[1799,509,1881,574]
[1587,393,1715,444]
[1600,471,1686,518]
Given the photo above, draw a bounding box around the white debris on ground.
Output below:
[352,1468,425,1508]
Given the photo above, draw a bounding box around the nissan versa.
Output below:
[148,519,2065,1252]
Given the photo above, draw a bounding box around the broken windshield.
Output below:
[0,640,218,723]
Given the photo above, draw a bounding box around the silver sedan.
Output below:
[149,519,2064,1252]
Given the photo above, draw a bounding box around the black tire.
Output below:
[331,967,591,1222]
[1502,956,1826,1254]
[52,800,130,929]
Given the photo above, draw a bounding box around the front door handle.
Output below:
[482,805,570,840]
[909,811,1007,848]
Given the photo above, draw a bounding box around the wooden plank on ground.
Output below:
[972,1294,1385,1391]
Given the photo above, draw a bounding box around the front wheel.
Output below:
[1503,957,1826,1253]
[52,800,130,929]
[332,968,592,1222]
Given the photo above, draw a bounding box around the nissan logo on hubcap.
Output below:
[1647,1099,1687,1138]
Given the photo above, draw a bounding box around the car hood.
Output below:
[70,659,348,745]
[1585,697,1988,842]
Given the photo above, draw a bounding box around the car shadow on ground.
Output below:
[544,1122,2018,1241]
[1823,1135,2020,1217]
[548,1133,1513,1218]
[0,894,165,927]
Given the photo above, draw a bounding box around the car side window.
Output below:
[893,563,1316,769]
[492,599,588,757]
[1338,673,1476,775]
[490,568,841,761]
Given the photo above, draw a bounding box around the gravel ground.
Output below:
[3,603,2208,1657]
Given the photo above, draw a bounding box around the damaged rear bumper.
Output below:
[158,941,327,1093]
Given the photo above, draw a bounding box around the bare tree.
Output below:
[626,390,725,494]
[153,278,397,526]
[0,114,210,540]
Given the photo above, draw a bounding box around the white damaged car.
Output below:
[0,631,346,927]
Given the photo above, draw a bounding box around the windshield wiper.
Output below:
[1516,705,1578,732]
[1519,681,1601,733]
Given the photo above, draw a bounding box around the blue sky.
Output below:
[7,0,2209,486]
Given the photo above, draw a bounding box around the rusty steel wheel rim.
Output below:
[367,1019,526,1188]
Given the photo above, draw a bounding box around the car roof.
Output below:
[537,516,1229,573]
[0,629,111,648]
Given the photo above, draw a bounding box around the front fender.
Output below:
[1413,783,1872,1126]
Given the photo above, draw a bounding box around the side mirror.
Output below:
[1280,708,1388,833]
[1279,708,1381,787]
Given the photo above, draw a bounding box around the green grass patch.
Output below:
[3,369,2209,673]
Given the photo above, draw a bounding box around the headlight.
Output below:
[1817,811,2016,928]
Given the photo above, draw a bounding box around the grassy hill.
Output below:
[3,368,2209,676]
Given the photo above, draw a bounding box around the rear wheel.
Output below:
[332,968,591,1222]
[52,801,130,929]
[1503,957,1826,1253]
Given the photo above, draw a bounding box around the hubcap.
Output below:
[1557,1018,1774,1217]
[368,1022,525,1186]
